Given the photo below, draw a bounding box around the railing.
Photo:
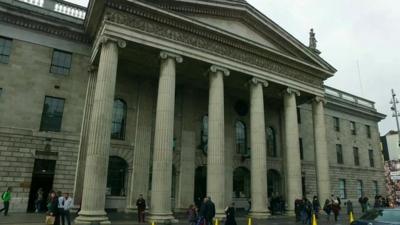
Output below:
[324,86,375,109]
[18,0,86,19]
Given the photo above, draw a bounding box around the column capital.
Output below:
[283,87,301,97]
[249,77,268,87]
[99,36,127,48]
[210,65,230,76]
[160,51,183,63]
[313,96,327,104]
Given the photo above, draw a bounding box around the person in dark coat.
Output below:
[206,197,216,225]
[312,196,320,219]
[294,198,303,222]
[224,203,237,225]
[47,191,59,225]
[197,198,208,225]
[323,199,332,221]
[331,199,341,222]
[136,194,146,223]
[187,204,198,225]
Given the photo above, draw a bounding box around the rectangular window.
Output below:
[0,37,12,64]
[353,147,360,166]
[369,149,375,167]
[366,125,371,138]
[40,96,65,132]
[336,144,343,164]
[333,117,340,132]
[297,108,301,124]
[357,180,364,198]
[373,181,379,196]
[50,49,72,75]
[339,179,347,199]
[350,121,356,135]
[299,138,304,160]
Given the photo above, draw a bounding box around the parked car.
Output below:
[351,208,400,225]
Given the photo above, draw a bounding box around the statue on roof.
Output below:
[309,28,317,49]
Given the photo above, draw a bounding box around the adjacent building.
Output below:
[0,0,386,223]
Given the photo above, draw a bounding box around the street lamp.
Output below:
[390,89,400,147]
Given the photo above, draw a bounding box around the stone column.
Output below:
[75,37,126,225]
[149,51,182,222]
[207,65,229,218]
[73,66,97,205]
[312,97,331,202]
[282,88,302,215]
[176,88,197,211]
[127,81,155,210]
[248,78,269,218]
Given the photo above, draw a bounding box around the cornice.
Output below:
[103,1,325,87]
[0,11,90,44]
[148,0,336,74]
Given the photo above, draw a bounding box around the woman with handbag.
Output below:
[46,191,59,225]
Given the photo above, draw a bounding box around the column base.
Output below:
[214,212,227,220]
[148,212,178,224]
[249,210,269,219]
[75,212,111,225]
[285,210,296,216]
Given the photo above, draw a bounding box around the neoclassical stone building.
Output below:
[0,0,386,224]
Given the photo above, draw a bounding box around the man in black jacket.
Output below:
[206,196,215,225]
[136,194,146,223]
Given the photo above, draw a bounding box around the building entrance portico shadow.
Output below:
[194,166,207,207]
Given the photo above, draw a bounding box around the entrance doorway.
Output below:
[267,169,282,198]
[27,159,56,212]
[194,166,207,208]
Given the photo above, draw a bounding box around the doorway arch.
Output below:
[267,169,282,198]
[194,166,207,207]
[233,167,250,198]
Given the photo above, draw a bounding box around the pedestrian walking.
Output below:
[206,197,216,225]
[197,198,208,225]
[331,199,341,222]
[294,198,303,222]
[136,194,146,223]
[35,188,44,213]
[345,199,353,215]
[312,196,320,219]
[323,199,332,221]
[224,203,237,225]
[47,191,59,225]
[187,204,198,225]
[61,193,73,225]
[0,187,11,216]
[303,198,312,225]
[57,191,64,225]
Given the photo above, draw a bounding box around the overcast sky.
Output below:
[68,0,400,134]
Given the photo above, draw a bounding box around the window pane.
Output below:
[235,121,247,155]
[366,125,371,138]
[50,49,72,75]
[111,99,127,140]
[351,121,356,135]
[40,96,65,132]
[357,180,363,197]
[267,127,277,157]
[0,37,12,64]
[333,117,340,131]
[339,179,346,199]
[299,138,304,160]
[336,144,343,164]
[353,147,360,166]
[369,150,375,167]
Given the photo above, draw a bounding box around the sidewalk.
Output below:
[0,212,355,225]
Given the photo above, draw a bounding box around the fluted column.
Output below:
[75,37,126,225]
[312,97,331,202]
[127,81,155,209]
[283,88,302,215]
[207,65,229,218]
[73,66,97,205]
[149,51,182,222]
[248,78,269,218]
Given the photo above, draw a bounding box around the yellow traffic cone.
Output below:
[349,211,355,224]
[215,218,219,225]
[312,213,318,225]
[248,217,252,225]
[151,221,155,225]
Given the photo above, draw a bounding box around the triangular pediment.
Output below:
[186,15,284,52]
[151,0,337,74]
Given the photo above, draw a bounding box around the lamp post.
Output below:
[390,89,400,147]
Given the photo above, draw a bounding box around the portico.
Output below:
[74,0,336,224]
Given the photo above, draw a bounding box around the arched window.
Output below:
[235,121,247,155]
[267,127,277,157]
[111,99,127,140]
[107,156,128,196]
[200,115,208,153]
[233,167,250,198]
